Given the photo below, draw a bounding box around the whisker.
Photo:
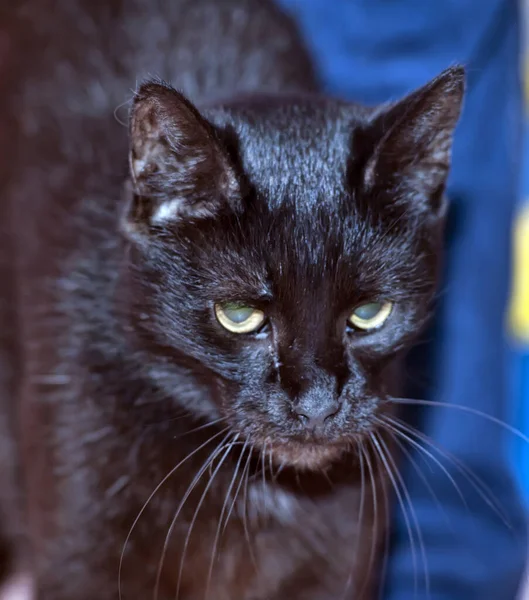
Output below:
[175,435,239,600]
[322,468,334,490]
[143,410,192,427]
[261,440,267,495]
[370,432,424,596]
[205,439,250,599]
[381,415,467,504]
[118,425,230,600]
[341,442,367,599]
[221,443,251,536]
[241,444,258,570]
[389,397,529,446]
[113,95,133,126]
[355,442,378,600]
[377,419,454,532]
[384,414,511,527]
[377,439,392,600]
[153,431,233,600]
[268,442,275,480]
[251,440,267,531]
[172,416,227,440]
[377,431,430,594]
[272,461,286,483]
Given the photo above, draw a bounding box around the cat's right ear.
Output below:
[124,81,239,238]
[362,66,465,218]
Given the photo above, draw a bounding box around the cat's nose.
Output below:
[293,395,341,430]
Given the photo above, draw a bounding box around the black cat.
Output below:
[0,1,463,598]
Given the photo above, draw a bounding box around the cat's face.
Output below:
[123,69,464,469]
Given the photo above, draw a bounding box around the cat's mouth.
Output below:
[269,439,348,471]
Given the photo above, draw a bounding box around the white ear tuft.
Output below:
[150,199,183,224]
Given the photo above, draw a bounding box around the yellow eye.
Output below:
[349,301,393,331]
[214,302,266,334]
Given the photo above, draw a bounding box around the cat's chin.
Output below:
[270,441,348,471]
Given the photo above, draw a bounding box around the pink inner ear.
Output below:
[0,574,34,600]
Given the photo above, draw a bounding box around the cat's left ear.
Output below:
[125,81,239,236]
[363,66,465,216]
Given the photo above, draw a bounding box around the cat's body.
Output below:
[0,1,463,599]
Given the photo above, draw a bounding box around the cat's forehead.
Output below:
[205,96,371,207]
[168,95,438,299]
[175,186,422,307]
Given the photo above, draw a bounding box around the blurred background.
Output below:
[510,3,529,597]
[510,1,529,506]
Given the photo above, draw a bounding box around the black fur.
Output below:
[0,1,463,598]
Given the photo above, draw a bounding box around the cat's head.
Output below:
[122,68,464,470]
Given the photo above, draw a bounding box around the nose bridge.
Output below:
[279,331,345,401]
[299,366,336,401]
[277,281,348,428]
[277,288,349,392]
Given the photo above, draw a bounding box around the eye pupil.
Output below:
[354,302,383,321]
[222,304,255,324]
